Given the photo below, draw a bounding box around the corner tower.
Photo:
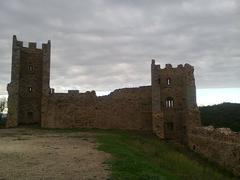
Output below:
[151,60,201,143]
[7,35,51,127]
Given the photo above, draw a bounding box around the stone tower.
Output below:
[7,35,50,127]
[151,60,201,143]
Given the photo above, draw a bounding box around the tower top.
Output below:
[151,60,194,72]
[12,35,50,49]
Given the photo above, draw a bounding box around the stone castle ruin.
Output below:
[6,36,240,176]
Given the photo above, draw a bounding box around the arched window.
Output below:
[165,97,174,108]
[167,78,171,85]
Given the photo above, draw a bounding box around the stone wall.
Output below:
[151,60,201,142]
[151,60,165,138]
[188,126,240,176]
[96,86,152,130]
[7,35,50,127]
[41,90,96,128]
[18,46,43,124]
[40,40,51,128]
[42,86,152,131]
[6,36,21,128]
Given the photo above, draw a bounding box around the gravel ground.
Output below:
[0,128,110,180]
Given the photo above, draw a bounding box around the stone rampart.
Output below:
[96,86,152,130]
[41,90,96,128]
[188,126,240,176]
[42,86,152,131]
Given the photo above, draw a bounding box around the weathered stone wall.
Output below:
[151,60,165,138]
[42,86,152,131]
[18,46,43,124]
[96,86,152,130]
[151,60,201,142]
[41,90,96,128]
[7,36,49,127]
[188,126,240,176]
[6,36,21,128]
[40,40,51,128]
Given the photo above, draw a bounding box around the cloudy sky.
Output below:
[0,0,239,105]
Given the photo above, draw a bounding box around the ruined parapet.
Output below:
[68,90,79,94]
[96,86,152,131]
[109,86,150,97]
[41,90,97,129]
[190,126,240,144]
[188,126,240,176]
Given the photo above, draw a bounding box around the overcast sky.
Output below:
[0,0,239,105]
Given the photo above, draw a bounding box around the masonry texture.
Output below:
[188,126,240,176]
[7,36,240,176]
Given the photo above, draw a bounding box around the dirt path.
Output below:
[0,128,110,180]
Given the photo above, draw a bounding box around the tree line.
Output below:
[199,103,240,132]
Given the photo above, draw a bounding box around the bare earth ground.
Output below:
[0,128,111,180]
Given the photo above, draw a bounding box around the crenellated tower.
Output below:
[151,60,201,143]
[7,35,50,127]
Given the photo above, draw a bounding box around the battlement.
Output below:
[109,86,151,96]
[28,42,37,48]
[151,59,194,72]
[68,90,80,94]
[13,35,50,50]
[12,35,26,48]
[52,90,96,97]
[192,126,240,143]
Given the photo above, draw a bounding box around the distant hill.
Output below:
[199,103,240,132]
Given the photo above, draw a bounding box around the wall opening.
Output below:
[28,65,33,72]
[167,78,171,85]
[28,87,32,92]
[27,112,33,121]
[166,122,174,130]
[165,97,174,108]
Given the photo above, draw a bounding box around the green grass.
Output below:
[9,127,238,179]
[95,130,237,180]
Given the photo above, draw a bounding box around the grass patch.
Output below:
[95,131,237,180]
[9,127,238,179]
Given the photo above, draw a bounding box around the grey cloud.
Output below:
[0,0,240,95]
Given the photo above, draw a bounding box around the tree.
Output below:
[0,98,6,125]
[199,103,240,132]
[0,98,6,113]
